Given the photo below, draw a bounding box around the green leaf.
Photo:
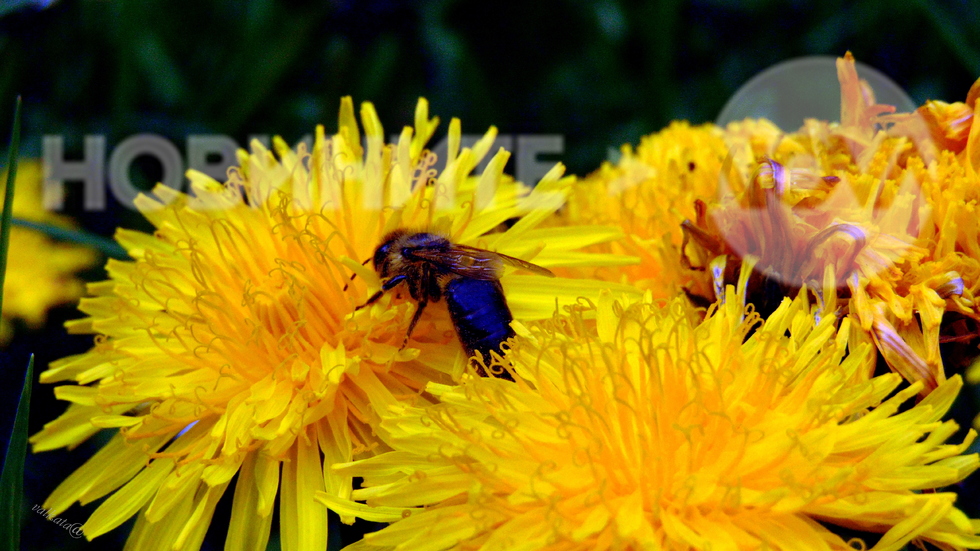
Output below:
[913,0,980,76]
[0,95,21,316]
[0,355,34,551]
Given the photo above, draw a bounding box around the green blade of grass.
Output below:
[0,354,34,551]
[0,95,21,315]
[11,218,128,259]
[0,95,26,551]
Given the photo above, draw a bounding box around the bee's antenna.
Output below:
[343,257,373,292]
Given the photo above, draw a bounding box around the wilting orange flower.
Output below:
[29,98,637,550]
[321,284,980,551]
[685,54,980,395]
[2,160,98,343]
[570,51,980,394]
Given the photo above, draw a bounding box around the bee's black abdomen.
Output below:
[445,278,514,378]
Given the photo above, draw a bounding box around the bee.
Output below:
[357,229,554,378]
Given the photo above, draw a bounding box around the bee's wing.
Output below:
[470,247,556,278]
[409,245,554,279]
[406,247,503,280]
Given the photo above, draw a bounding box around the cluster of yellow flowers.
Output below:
[21,54,980,550]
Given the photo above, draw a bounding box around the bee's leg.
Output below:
[401,298,428,349]
[355,275,407,311]
[342,256,374,292]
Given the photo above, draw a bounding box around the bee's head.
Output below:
[372,230,449,277]
[372,244,391,276]
[373,230,407,277]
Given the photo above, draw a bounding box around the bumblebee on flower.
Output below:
[28,98,636,550]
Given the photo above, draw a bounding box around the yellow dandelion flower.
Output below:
[883,76,979,157]
[2,160,98,342]
[557,121,731,300]
[904,92,980,385]
[320,285,980,551]
[29,97,637,550]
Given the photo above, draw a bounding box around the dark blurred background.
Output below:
[2,0,980,549]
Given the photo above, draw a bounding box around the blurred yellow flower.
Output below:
[321,285,980,551]
[29,98,637,550]
[2,160,98,342]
